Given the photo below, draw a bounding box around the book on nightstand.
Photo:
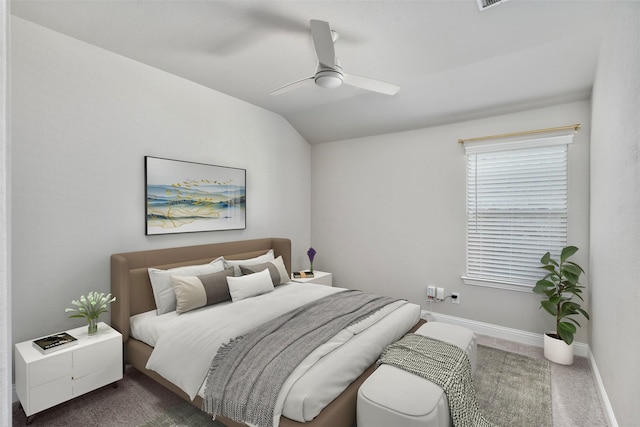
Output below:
[293,271,314,279]
[33,332,78,354]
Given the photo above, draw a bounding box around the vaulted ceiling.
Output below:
[11,0,610,144]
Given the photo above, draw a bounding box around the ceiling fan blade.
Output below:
[268,76,315,96]
[343,73,400,96]
[310,19,336,68]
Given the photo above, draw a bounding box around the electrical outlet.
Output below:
[451,292,460,304]
[436,287,445,301]
[427,286,436,299]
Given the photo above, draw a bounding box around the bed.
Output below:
[111,237,423,427]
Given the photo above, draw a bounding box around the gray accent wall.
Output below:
[11,17,312,347]
[590,3,640,426]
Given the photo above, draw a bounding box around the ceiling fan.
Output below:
[269,20,400,96]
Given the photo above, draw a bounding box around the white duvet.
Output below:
[133,282,420,424]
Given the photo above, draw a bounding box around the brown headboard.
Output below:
[110,237,291,341]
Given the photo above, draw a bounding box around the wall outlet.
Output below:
[427,286,436,299]
[451,291,460,304]
[436,287,445,301]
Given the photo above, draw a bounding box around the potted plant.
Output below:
[65,291,116,335]
[307,247,316,274]
[532,246,589,365]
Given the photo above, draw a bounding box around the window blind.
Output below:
[464,134,572,289]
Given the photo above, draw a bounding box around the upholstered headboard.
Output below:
[110,237,291,341]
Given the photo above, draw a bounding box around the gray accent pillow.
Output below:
[240,256,289,285]
[223,249,275,276]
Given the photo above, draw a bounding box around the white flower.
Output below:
[65,291,116,320]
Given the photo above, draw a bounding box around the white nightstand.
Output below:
[15,322,122,423]
[291,270,333,286]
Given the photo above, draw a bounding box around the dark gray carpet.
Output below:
[11,366,223,426]
[137,402,223,426]
[475,344,552,427]
[13,345,552,427]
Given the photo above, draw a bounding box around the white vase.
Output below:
[543,332,574,365]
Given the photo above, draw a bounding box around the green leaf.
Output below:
[548,295,561,305]
[557,322,575,345]
[540,265,557,273]
[558,321,576,334]
[540,252,552,264]
[573,290,584,301]
[533,280,553,294]
[561,246,579,262]
[577,308,590,320]
[561,271,579,285]
[540,300,557,316]
[562,263,582,276]
[566,261,585,273]
[560,302,579,316]
[565,317,582,327]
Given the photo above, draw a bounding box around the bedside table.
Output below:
[15,322,122,423]
[291,270,333,286]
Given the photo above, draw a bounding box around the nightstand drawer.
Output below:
[30,375,73,415]
[73,339,118,379]
[29,352,72,387]
[73,363,120,396]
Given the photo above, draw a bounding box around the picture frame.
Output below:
[145,156,246,235]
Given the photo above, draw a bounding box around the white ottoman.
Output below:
[357,322,477,427]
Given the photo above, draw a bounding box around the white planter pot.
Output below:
[544,332,574,365]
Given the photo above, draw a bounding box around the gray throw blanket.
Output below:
[379,334,496,427]
[203,290,399,427]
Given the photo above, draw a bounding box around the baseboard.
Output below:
[12,383,17,404]
[587,349,619,427]
[423,311,618,426]
[422,311,589,358]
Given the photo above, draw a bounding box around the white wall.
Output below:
[590,3,640,426]
[11,17,312,346]
[312,100,591,343]
[1,1,11,424]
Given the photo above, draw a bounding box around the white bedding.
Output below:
[131,282,420,424]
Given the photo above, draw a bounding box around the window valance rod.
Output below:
[458,123,581,144]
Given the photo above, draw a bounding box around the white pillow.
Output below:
[223,249,275,276]
[227,269,274,302]
[148,257,225,315]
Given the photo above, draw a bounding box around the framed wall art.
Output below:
[145,156,246,235]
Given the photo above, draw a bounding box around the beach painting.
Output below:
[145,156,246,235]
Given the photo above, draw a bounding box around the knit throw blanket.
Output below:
[203,290,399,427]
[379,334,496,427]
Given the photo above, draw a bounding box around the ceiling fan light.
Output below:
[315,70,343,89]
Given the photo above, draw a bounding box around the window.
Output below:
[462,133,574,291]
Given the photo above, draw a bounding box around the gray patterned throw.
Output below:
[379,333,497,427]
[203,290,399,427]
